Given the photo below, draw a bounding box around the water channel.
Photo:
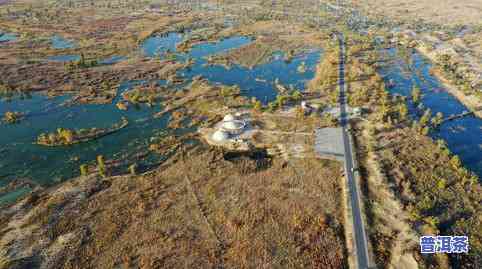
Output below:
[0,33,321,203]
[379,48,482,177]
[1,32,479,205]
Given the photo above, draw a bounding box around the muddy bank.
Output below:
[429,67,482,118]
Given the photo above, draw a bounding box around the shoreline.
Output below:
[415,46,482,118]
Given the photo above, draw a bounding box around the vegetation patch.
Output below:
[36,118,128,146]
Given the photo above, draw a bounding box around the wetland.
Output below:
[0,1,480,268]
[0,21,322,201]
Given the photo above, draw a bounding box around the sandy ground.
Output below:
[352,0,482,26]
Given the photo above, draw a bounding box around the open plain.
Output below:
[0,1,481,268]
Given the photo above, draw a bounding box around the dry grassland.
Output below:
[352,0,482,26]
[0,146,347,268]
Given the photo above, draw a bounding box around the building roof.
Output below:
[223,114,235,122]
[222,120,245,131]
[212,130,230,142]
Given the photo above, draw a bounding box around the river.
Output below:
[378,47,482,177]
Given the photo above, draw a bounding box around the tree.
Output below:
[37,133,48,144]
[419,108,432,127]
[437,54,452,71]
[220,86,235,98]
[48,133,57,144]
[423,216,440,230]
[420,126,429,135]
[129,163,137,175]
[147,95,156,107]
[102,80,111,92]
[80,164,88,176]
[80,52,86,66]
[58,128,74,143]
[411,85,421,103]
[267,102,277,112]
[253,99,263,112]
[399,103,408,121]
[468,174,478,186]
[129,91,140,103]
[436,139,447,150]
[431,112,443,127]
[97,155,106,177]
[450,155,462,169]
[411,120,419,131]
[291,90,303,101]
[329,89,339,104]
[379,101,391,122]
[295,105,305,120]
[276,95,288,108]
[436,178,446,190]
[379,90,389,105]
[462,82,473,94]
[2,111,20,124]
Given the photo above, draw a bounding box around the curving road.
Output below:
[337,33,371,269]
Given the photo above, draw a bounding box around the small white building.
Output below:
[221,120,245,135]
[210,114,247,142]
[223,114,235,122]
[212,130,230,142]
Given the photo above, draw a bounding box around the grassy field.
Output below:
[0,145,347,268]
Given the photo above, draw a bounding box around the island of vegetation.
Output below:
[2,111,22,124]
[36,118,128,146]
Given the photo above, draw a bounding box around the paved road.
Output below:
[337,34,371,269]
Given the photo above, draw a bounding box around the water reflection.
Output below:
[379,48,482,177]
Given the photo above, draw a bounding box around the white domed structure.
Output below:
[212,130,230,142]
[221,120,245,134]
[223,114,235,122]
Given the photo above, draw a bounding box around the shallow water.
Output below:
[185,47,320,104]
[142,33,321,103]
[51,35,76,49]
[100,55,127,65]
[0,81,170,188]
[48,54,127,64]
[0,33,322,203]
[48,54,81,62]
[379,48,482,177]
[143,32,184,57]
[48,35,124,64]
[0,187,31,204]
[0,31,17,42]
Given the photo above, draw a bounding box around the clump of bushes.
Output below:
[2,111,22,124]
[264,90,304,112]
[65,53,99,71]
